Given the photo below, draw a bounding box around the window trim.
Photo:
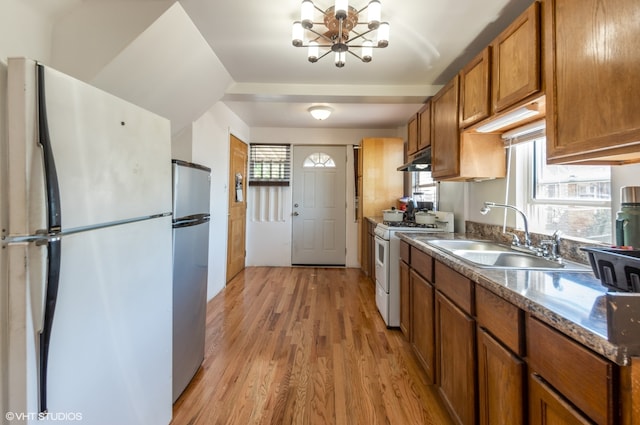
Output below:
[518,138,612,243]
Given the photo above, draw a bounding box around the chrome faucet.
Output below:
[480,202,563,262]
[480,201,532,247]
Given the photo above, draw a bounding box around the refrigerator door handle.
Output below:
[173,214,210,229]
[37,64,62,233]
[36,63,64,414]
[39,238,62,414]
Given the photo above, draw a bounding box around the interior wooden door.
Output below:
[226,134,247,282]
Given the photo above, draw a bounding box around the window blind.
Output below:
[249,143,291,186]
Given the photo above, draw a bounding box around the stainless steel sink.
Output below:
[425,239,589,271]
[426,239,511,252]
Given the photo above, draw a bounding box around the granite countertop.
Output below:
[397,232,637,366]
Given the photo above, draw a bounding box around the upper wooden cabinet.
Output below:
[543,0,640,165]
[406,102,431,156]
[432,76,506,181]
[418,102,431,152]
[459,47,491,128]
[431,77,461,179]
[491,2,541,113]
[407,114,418,156]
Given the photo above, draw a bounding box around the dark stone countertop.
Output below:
[397,232,638,366]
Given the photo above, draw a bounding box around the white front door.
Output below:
[291,146,346,265]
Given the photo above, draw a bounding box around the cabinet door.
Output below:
[477,328,525,425]
[410,270,435,383]
[418,102,431,151]
[431,76,460,180]
[491,2,541,113]
[529,374,593,425]
[436,292,476,425]
[399,260,410,338]
[544,0,640,164]
[459,47,491,128]
[407,114,419,156]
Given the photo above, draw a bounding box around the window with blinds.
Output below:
[249,143,291,186]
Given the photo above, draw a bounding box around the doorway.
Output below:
[226,134,247,282]
[291,145,346,265]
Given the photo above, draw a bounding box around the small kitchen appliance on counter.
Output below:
[373,211,455,327]
[616,186,640,249]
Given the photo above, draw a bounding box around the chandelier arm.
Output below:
[345,28,375,45]
[312,3,325,14]
[315,49,333,61]
[346,49,366,62]
[306,27,335,44]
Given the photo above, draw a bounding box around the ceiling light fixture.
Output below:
[475,103,540,133]
[291,0,390,67]
[308,106,333,120]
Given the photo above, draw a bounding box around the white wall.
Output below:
[0,0,53,63]
[191,102,250,300]
[247,127,402,268]
[50,1,172,81]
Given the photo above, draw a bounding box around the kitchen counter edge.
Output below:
[398,232,635,366]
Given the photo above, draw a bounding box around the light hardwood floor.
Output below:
[171,267,453,425]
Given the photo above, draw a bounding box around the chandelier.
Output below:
[291,0,390,67]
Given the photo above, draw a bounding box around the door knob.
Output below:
[292,212,299,216]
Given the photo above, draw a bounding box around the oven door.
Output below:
[374,235,389,292]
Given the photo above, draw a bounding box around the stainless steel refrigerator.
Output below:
[171,160,210,402]
[1,58,173,424]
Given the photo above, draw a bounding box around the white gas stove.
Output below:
[373,211,455,327]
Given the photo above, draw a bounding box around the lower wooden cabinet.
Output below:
[436,292,477,425]
[410,269,435,383]
[477,327,526,425]
[399,259,410,337]
[403,247,624,425]
[527,316,616,424]
[529,373,593,425]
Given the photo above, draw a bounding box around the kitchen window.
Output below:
[249,143,291,186]
[412,171,438,209]
[519,139,612,243]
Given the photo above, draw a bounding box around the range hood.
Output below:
[397,147,431,172]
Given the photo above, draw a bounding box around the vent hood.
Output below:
[397,147,431,172]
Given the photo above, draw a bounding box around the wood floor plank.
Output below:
[171,267,453,425]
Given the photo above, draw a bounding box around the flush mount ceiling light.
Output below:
[291,0,390,67]
[308,106,333,120]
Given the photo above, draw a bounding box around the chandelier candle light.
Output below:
[292,0,390,67]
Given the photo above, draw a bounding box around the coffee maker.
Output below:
[616,186,640,248]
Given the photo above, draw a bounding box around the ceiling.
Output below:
[26,0,535,130]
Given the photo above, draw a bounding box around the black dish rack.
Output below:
[581,247,640,292]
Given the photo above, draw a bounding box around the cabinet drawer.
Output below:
[476,286,524,356]
[400,240,410,263]
[527,317,616,424]
[412,249,433,282]
[435,261,473,315]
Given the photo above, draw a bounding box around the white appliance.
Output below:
[172,160,210,402]
[373,211,455,327]
[1,58,173,424]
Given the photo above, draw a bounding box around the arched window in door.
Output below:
[303,152,336,168]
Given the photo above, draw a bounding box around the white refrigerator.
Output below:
[1,58,173,424]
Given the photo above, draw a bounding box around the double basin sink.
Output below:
[425,239,589,272]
